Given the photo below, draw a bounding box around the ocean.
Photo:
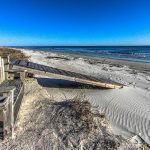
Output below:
[16,46,150,63]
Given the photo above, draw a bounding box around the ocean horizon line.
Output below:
[3,45,150,47]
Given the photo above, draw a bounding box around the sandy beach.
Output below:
[1,48,150,149]
[1,0,150,149]
[21,49,150,144]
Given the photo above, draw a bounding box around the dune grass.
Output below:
[0,47,29,61]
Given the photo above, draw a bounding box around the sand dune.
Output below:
[18,48,150,147]
[52,88,150,145]
[36,76,150,146]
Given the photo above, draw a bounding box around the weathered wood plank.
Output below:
[19,60,27,66]
[12,60,123,89]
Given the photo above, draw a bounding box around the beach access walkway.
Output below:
[12,60,123,89]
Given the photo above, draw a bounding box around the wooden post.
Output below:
[3,55,10,80]
[0,56,5,83]
[0,87,16,140]
[0,56,2,83]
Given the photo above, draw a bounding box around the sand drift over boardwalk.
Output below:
[6,48,150,148]
[20,49,150,145]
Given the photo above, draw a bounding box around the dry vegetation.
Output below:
[0,79,137,150]
[50,99,120,149]
[0,47,29,61]
[50,97,135,149]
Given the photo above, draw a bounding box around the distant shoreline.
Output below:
[15,47,150,76]
[8,46,150,63]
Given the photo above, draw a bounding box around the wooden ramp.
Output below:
[11,60,123,89]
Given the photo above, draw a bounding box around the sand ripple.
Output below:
[86,87,150,145]
[45,84,150,146]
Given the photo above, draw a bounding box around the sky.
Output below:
[0,0,150,46]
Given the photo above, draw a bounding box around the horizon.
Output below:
[5,45,150,47]
[0,0,150,46]
[2,45,150,47]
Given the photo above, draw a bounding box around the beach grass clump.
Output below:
[0,47,29,61]
[50,97,127,149]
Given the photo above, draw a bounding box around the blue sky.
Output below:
[0,0,150,46]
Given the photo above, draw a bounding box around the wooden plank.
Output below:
[12,60,123,89]
[27,62,32,69]
[18,60,27,66]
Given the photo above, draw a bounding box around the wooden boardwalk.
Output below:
[12,60,123,89]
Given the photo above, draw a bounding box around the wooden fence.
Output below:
[0,55,24,140]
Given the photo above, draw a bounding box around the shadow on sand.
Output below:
[36,77,108,89]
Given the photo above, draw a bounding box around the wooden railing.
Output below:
[0,55,25,140]
[0,87,15,140]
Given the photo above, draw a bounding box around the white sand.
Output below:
[21,48,150,90]
[36,78,150,146]
[14,48,150,147]
[0,79,137,150]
